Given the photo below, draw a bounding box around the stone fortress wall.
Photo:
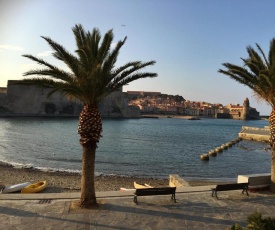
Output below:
[0,81,140,118]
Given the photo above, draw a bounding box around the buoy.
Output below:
[200,154,209,160]
[215,147,223,152]
[221,144,228,150]
[225,142,232,147]
[209,150,217,156]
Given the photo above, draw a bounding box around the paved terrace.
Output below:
[1,185,275,229]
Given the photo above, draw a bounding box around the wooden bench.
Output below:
[211,183,249,199]
[134,187,176,204]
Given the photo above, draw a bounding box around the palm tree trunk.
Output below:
[77,104,102,208]
[270,108,275,192]
[79,145,97,208]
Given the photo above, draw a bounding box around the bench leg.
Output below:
[171,193,176,203]
[134,195,138,204]
[211,189,218,199]
[242,188,249,196]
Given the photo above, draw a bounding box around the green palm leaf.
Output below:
[218,39,275,107]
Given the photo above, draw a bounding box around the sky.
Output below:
[0,0,275,115]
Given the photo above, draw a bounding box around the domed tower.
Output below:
[242,97,250,120]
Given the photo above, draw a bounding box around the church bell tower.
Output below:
[242,97,250,120]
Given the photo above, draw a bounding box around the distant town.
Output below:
[127,91,260,120]
[0,80,260,120]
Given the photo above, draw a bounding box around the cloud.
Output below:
[111,42,117,50]
[37,50,54,57]
[0,45,23,51]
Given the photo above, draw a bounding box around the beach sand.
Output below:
[0,162,218,193]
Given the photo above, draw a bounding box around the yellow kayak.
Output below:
[21,181,47,193]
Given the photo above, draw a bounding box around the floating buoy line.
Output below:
[200,137,242,161]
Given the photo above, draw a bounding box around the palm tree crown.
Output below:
[218,38,275,106]
[20,24,157,106]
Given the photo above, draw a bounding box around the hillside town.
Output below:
[127,91,260,120]
[0,80,260,120]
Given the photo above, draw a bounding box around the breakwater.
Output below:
[239,126,270,142]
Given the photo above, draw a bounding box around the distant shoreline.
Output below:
[0,113,268,120]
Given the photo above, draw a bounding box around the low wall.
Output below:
[169,174,190,187]
[238,173,271,190]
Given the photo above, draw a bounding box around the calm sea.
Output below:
[0,117,271,181]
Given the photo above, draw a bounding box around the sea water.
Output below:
[0,117,271,181]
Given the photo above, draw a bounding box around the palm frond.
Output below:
[219,63,256,85]
[22,54,55,69]
[269,39,275,77]
[41,36,81,77]
[72,24,86,49]
[247,46,267,70]
[255,43,269,68]
[111,61,142,78]
[108,72,157,92]
[219,38,275,108]
[23,68,74,83]
[110,60,156,86]
[97,29,113,64]
[101,36,127,76]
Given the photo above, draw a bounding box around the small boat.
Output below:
[134,181,153,189]
[188,117,201,120]
[21,181,47,193]
[1,182,31,194]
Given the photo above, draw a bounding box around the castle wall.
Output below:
[0,93,7,106]
[249,108,260,120]
[100,91,140,118]
[215,113,230,119]
[2,81,140,118]
[6,83,82,115]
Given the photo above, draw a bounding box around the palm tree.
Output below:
[218,38,275,191]
[16,24,157,208]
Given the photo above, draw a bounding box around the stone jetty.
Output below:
[239,126,270,142]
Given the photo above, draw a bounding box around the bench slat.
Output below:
[134,187,176,204]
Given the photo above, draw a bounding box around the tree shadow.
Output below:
[0,205,131,230]
[68,198,239,226]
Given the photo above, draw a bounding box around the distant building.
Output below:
[225,98,260,120]
[127,91,161,100]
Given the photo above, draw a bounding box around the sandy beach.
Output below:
[0,162,218,193]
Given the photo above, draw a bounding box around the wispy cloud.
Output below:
[0,45,23,51]
[37,50,54,57]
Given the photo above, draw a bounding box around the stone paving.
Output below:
[0,189,275,230]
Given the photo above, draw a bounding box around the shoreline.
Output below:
[0,162,221,193]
